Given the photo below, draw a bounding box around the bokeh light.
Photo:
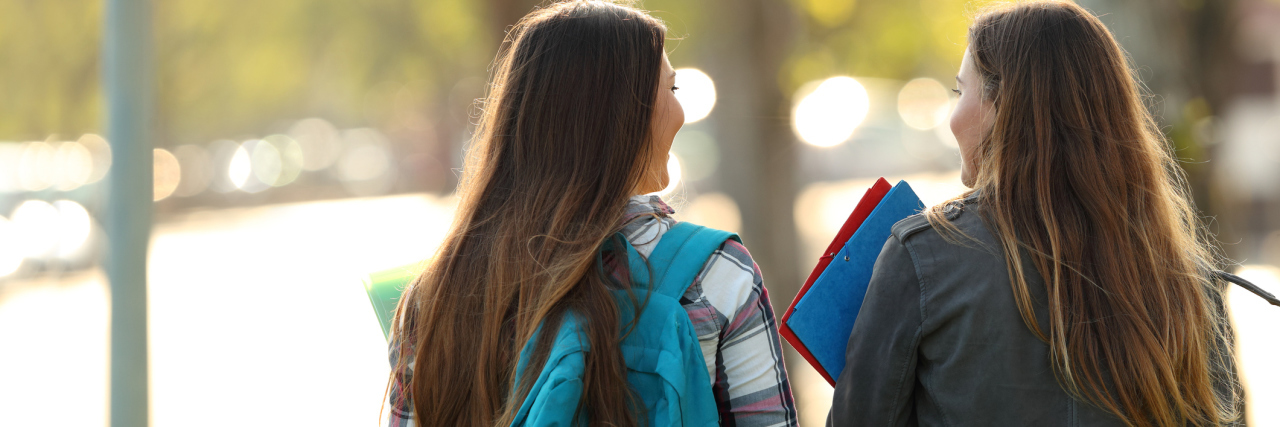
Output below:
[154,148,182,201]
[54,141,93,191]
[290,118,342,171]
[793,76,870,148]
[11,200,60,258]
[209,139,242,193]
[794,172,969,263]
[228,142,255,192]
[671,130,720,182]
[674,68,717,123]
[78,133,112,185]
[248,139,282,190]
[18,141,56,191]
[54,200,92,259]
[262,134,304,187]
[656,154,682,197]
[935,96,960,149]
[0,143,22,192]
[0,216,22,276]
[679,192,741,233]
[172,145,212,197]
[897,78,951,130]
[336,128,396,197]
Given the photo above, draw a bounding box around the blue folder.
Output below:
[785,180,924,381]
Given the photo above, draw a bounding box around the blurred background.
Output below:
[0,0,1277,425]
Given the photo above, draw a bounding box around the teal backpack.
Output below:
[509,222,734,426]
[362,222,735,426]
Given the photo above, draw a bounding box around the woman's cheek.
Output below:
[950,110,963,144]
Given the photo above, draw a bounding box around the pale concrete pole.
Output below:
[104,0,153,425]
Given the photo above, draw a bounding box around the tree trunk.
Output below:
[702,0,801,309]
[487,0,538,45]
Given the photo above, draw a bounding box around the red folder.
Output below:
[779,177,892,386]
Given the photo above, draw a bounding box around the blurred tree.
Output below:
[697,0,802,308]
[148,0,496,196]
[2,0,1246,257]
[782,0,1007,96]
[1080,0,1243,251]
[0,0,102,140]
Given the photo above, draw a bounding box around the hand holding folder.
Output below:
[780,178,924,385]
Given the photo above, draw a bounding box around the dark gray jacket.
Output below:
[826,197,1238,426]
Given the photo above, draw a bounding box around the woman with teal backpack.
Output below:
[385,2,797,426]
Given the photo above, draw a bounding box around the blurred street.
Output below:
[2,186,1278,426]
[2,0,1279,425]
[0,194,454,426]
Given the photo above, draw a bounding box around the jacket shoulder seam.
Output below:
[891,213,932,242]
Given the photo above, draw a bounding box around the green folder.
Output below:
[362,264,420,340]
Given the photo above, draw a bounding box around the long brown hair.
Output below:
[389,2,666,425]
[927,2,1239,426]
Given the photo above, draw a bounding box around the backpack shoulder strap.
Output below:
[510,314,589,426]
[615,221,734,427]
[1215,270,1280,307]
[644,222,740,299]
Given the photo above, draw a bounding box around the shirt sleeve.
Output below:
[386,323,416,427]
[700,239,800,427]
[827,235,923,427]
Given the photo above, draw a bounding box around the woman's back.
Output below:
[830,197,1137,426]
[830,2,1242,425]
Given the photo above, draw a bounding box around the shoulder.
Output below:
[659,220,755,275]
[890,198,994,248]
[688,224,757,282]
[673,222,761,319]
[878,199,1020,312]
[714,237,756,272]
[880,198,1005,294]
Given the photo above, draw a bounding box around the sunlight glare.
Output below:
[934,97,960,149]
[263,134,304,187]
[18,141,56,191]
[154,148,182,201]
[0,217,21,276]
[11,200,59,258]
[54,200,92,259]
[229,143,253,190]
[678,192,740,233]
[674,68,717,123]
[78,134,112,184]
[1229,265,1280,426]
[897,78,951,130]
[793,76,870,148]
[250,139,283,188]
[657,154,682,197]
[173,145,212,197]
[54,141,93,191]
[290,118,342,171]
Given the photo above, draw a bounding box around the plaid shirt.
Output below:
[387,195,799,427]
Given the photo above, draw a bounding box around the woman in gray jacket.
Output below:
[828,2,1242,426]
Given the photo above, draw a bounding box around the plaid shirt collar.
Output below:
[618,195,675,232]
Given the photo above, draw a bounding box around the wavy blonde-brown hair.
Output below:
[927,2,1240,426]
[386,2,667,426]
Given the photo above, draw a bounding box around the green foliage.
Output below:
[784,0,1007,92]
[0,0,1202,150]
[0,0,493,144]
[0,0,102,140]
[151,0,491,145]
